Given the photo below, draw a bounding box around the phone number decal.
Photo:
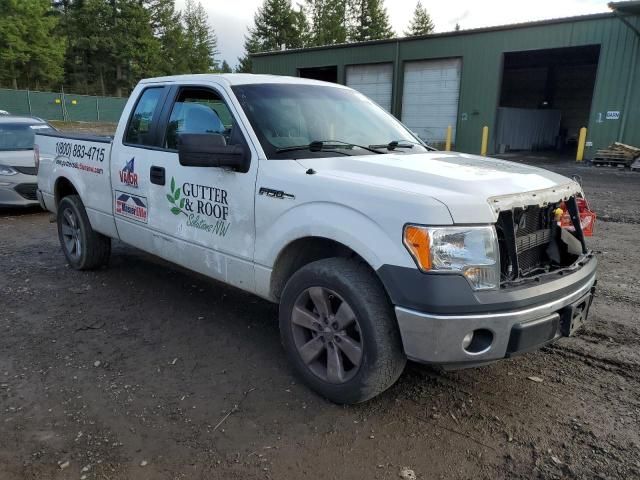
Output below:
[55,141,106,162]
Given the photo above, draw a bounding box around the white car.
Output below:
[35,74,597,403]
[0,116,54,207]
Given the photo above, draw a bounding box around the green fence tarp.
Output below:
[0,88,126,123]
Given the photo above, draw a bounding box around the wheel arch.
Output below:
[54,176,79,206]
[269,236,385,302]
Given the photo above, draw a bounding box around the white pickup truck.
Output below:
[36,74,597,403]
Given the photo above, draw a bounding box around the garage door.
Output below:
[346,63,393,112]
[401,58,462,145]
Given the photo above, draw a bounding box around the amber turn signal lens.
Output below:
[403,225,432,271]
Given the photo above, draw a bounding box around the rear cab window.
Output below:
[124,87,165,146]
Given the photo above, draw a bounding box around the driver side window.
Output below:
[164,88,237,150]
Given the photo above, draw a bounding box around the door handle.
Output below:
[150,166,165,186]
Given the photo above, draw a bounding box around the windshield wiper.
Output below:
[368,140,419,151]
[276,140,383,154]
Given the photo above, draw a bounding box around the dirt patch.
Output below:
[1,163,639,479]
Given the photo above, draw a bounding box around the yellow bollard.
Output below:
[480,126,489,156]
[576,127,587,162]
[445,125,452,151]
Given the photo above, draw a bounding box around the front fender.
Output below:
[255,201,416,271]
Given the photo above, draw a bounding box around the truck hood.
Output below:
[297,152,582,223]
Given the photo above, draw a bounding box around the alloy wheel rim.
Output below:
[291,286,363,384]
[61,208,82,260]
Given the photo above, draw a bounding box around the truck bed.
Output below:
[35,129,116,238]
[36,130,113,144]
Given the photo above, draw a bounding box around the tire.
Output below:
[279,258,406,404]
[57,195,111,270]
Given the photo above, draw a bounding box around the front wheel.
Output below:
[279,258,406,404]
[57,195,111,270]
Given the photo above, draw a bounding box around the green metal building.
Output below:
[252,3,640,158]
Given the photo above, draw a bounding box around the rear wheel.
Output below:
[57,195,111,270]
[279,258,406,404]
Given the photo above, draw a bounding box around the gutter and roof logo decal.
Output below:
[115,191,148,223]
[167,177,187,216]
[119,157,138,188]
[166,177,231,237]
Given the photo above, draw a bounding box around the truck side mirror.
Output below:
[177,133,249,172]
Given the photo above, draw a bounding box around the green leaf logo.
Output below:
[167,177,186,216]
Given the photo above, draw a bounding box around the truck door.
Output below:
[128,83,258,291]
[111,85,170,250]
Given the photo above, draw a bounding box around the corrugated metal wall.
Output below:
[252,13,640,157]
[0,88,127,123]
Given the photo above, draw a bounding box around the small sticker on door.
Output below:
[119,157,139,188]
[115,190,148,223]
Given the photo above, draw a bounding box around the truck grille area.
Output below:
[496,197,589,286]
[496,204,563,283]
[514,205,553,275]
[515,205,545,236]
[517,244,549,273]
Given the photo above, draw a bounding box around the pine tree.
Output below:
[237,0,306,72]
[237,34,260,73]
[0,0,66,90]
[182,0,219,73]
[348,0,394,42]
[62,0,116,95]
[3,0,219,94]
[62,0,164,96]
[305,0,348,46]
[293,3,312,47]
[146,0,188,75]
[404,1,434,37]
[146,0,177,35]
[110,0,163,96]
[219,60,232,73]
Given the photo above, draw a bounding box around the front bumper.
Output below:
[390,255,597,367]
[0,172,39,207]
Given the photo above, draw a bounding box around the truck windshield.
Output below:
[231,83,430,159]
[0,122,53,151]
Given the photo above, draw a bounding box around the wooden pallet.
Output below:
[613,142,640,156]
[592,142,640,167]
[592,157,632,167]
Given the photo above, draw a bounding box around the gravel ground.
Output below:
[1,160,639,480]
